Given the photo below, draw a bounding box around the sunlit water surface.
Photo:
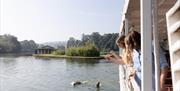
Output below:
[0,56,119,91]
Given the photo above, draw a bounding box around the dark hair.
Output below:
[124,30,141,64]
[127,30,141,50]
[116,35,125,48]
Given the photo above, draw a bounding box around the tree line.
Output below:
[0,34,38,53]
[0,32,119,53]
[67,32,119,52]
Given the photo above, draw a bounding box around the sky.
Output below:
[1,0,124,43]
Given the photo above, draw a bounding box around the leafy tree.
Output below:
[20,40,38,53]
[57,45,65,50]
[67,37,81,48]
[66,32,119,52]
[0,34,21,53]
[90,32,101,49]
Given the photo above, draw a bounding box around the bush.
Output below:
[65,42,100,57]
[52,49,65,55]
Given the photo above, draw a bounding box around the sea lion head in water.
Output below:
[71,81,82,86]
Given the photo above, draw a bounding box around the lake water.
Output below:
[0,56,119,91]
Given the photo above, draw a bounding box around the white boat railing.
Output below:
[166,1,180,91]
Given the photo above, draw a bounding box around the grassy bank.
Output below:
[33,54,104,59]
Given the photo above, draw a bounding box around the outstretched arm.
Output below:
[110,51,122,59]
[104,54,125,65]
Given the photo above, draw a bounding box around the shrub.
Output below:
[52,49,65,55]
[65,42,100,57]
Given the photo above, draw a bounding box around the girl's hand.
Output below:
[128,69,136,80]
[104,54,124,65]
[104,54,114,61]
[110,51,122,59]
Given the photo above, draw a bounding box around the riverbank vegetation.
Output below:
[0,32,118,56]
[66,42,100,57]
[0,34,21,53]
[0,34,38,53]
[52,49,65,55]
[67,32,119,52]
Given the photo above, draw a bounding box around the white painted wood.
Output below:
[125,17,129,34]
[118,65,128,91]
[166,0,180,91]
[118,34,128,91]
[119,17,130,91]
[172,59,180,72]
[140,0,153,91]
[166,1,180,18]
[119,0,130,34]
[171,40,180,53]
[169,21,180,34]
[119,6,131,89]
[119,0,177,90]
[175,80,180,91]
[119,16,125,34]
[122,0,130,17]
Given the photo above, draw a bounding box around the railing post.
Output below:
[152,0,160,91]
[140,0,153,91]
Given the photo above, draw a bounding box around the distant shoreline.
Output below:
[33,54,104,59]
[0,53,33,56]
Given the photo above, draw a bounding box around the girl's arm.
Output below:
[110,51,122,59]
[104,54,125,65]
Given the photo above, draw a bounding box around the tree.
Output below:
[66,32,119,52]
[20,40,38,53]
[67,37,81,48]
[57,45,65,50]
[90,32,101,49]
[0,34,21,53]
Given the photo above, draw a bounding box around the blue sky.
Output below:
[1,0,124,43]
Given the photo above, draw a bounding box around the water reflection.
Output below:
[96,88,100,91]
[0,53,32,57]
[0,56,119,91]
[66,58,100,66]
[34,57,52,61]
